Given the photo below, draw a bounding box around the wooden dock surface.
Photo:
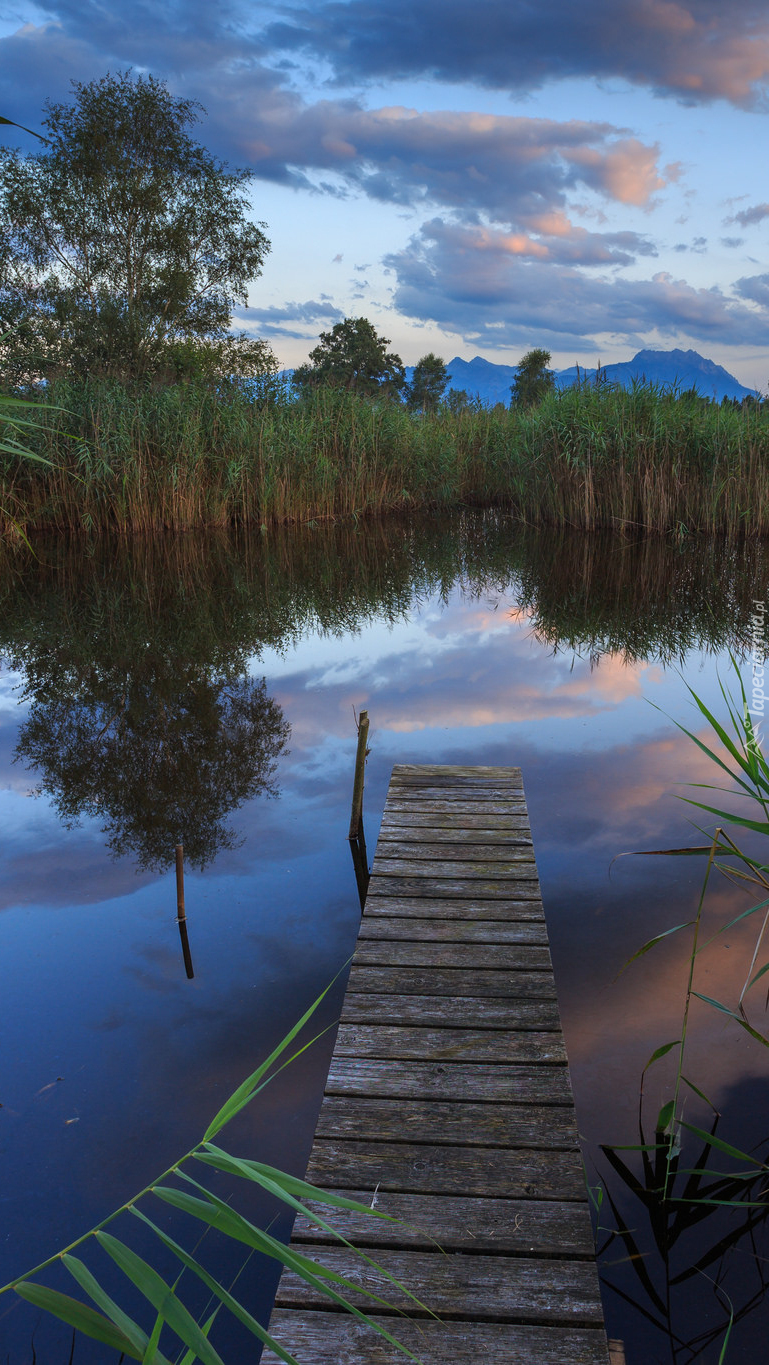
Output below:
[265,765,609,1364]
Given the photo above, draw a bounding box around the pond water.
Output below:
[2,513,769,1364]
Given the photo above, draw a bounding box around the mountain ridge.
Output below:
[432,348,759,406]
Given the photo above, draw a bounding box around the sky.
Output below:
[1,0,769,386]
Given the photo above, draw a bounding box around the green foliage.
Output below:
[156,333,279,390]
[293,317,406,399]
[0,71,271,384]
[4,376,769,538]
[510,348,555,409]
[445,387,473,414]
[406,353,451,412]
[2,981,428,1363]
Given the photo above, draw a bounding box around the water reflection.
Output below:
[2,516,769,1363]
[1,541,290,871]
[2,519,766,872]
[598,1104,769,1362]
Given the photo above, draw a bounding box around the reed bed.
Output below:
[3,377,769,537]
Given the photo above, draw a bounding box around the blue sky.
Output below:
[1,0,769,385]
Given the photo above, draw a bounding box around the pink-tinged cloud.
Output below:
[386,218,769,349]
[265,0,769,110]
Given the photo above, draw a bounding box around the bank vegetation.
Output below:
[2,377,769,540]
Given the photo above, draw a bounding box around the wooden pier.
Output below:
[265,765,609,1364]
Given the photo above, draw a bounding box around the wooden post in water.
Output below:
[348,710,369,840]
[175,845,186,921]
[348,710,370,909]
[175,844,195,979]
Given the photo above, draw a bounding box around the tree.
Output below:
[510,348,555,409]
[0,72,271,384]
[293,317,405,399]
[406,353,451,412]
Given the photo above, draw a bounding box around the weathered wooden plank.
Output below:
[379,827,533,848]
[307,1135,584,1201]
[346,965,557,998]
[362,894,545,920]
[372,857,538,879]
[386,787,525,801]
[384,799,527,814]
[325,1056,572,1103]
[334,1024,567,1064]
[374,842,536,863]
[381,810,531,830]
[263,1314,610,1365]
[305,1138,585,1199]
[314,1095,579,1147]
[357,917,549,944]
[393,769,521,780]
[291,1189,593,1253]
[274,1247,604,1322]
[339,994,561,1030]
[352,941,551,970]
[390,775,524,786]
[368,876,543,899]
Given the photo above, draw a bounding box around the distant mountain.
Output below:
[410,348,758,406]
[553,349,759,403]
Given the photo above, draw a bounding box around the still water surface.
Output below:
[2,514,769,1363]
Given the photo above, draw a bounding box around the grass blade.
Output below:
[62,1253,172,1364]
[95,1232,226,1365]
[14,1282,142,1358]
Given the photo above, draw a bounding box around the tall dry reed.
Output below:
[3,377,769,537]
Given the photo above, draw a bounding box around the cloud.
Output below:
[728,202,769,228]
[0,17,669,226]
[233,297,343,338]
[265,0,769,109]
[734,273,769,307]
[200,91,671,224]
[385,218,769,349]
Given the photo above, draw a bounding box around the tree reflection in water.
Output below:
[2,516,769,874]
[3,540,290,872]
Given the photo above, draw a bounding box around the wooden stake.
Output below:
[348,709,369,841]
[175,844,186,921]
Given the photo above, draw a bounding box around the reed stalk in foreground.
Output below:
[597,662,769,1362]
[1,970,430,1365]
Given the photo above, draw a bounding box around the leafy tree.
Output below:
[446,387,474,414]
[406,352,451,412]
[293,317,405,399]
[510,348,555,409]
[0,72,271,385]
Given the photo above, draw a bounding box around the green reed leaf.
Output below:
[178,1312,219,1365]
[61,1253,171,1364]
[692,993,769,1046]
[681,1075,718,1112]
[680,798,769,836]
[656,1100,676,1134]
[14,1281,142,1358]
[95,1232,225,1365]
[679,1121,769,1166]
[617,923,693,975]
[133,1207,422,1363]
[143,1312,164,1364]
[132,1208,302,1365]
[196,1146,399,1219]
[202,972,343,1141]
[643,1041,680,1071]
[747,960,769,990]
